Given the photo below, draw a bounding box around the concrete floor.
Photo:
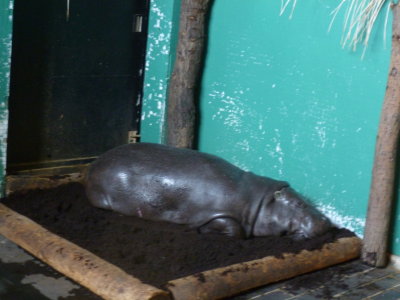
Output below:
[1,234,400,300]
[231,260,400,300]
[0,235,99,299]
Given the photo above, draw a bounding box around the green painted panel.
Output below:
[0,0,12,195]
[393,184,400,254]
[199,0,390,242]
[141,0,180,143]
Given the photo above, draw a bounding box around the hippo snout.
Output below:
[292,214,333,240]
[253,187,334,240]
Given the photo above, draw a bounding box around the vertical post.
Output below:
[362,3,400,267]
[166,0,212,148]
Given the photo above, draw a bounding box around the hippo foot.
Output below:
[197,217,246,238]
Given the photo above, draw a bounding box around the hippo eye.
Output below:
[274,191,282,198]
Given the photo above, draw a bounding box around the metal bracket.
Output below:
[133,14,143,33]
[128,130,140,144]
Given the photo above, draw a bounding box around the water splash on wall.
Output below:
[317,203,365,236]
[141,0,178,142]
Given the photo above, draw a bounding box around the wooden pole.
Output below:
[362,3,400,267]
[166,0,212,148]
[0,204,171,300]
[167,237,361,300]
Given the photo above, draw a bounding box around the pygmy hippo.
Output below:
[85,143,332,240]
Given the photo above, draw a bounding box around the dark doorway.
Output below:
[7,0,149,173]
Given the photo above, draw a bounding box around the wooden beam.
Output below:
[6,172,85,195]
[0,204,171,300]
[166,0,212,148]
[362,3,400,267]
[167,237,361,300]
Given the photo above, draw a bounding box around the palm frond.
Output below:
[332,0,390,56]
[281,0,391,55]
[280,0,297,19]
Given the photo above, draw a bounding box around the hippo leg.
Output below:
[198,217,245,238]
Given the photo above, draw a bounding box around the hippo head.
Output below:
[252,187,333,240]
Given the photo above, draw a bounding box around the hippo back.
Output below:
[85,143,288,235]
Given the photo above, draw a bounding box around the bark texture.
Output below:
[362,3,400,267]
[166,0,212,148]
[167,237,361,300]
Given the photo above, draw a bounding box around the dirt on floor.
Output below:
[281,259,369,299]
[2,183,354,289]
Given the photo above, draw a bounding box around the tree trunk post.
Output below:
[166,0,212,148]
[362,3,400,267]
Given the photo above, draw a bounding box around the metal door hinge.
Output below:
[133,14,143,33]
[128,130,140,144]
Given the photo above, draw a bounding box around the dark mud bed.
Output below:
[2,183,354,289]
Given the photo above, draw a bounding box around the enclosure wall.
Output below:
[141,0,181,143]
[0,0,12,196]
[142,0,400,254]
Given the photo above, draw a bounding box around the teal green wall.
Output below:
[142,1,400,253]
[0,0,12,195]
[142,0,181,143]
[198,0,390,239]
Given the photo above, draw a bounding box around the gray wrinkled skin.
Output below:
[85,143,332,239]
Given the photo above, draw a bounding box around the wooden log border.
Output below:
[0,204,171,300]
[6,173,85,195]
[0,203,361,300]
[167,236,361,300]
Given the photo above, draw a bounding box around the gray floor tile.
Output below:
[369,288,400,300]
[364,269,397,280]
[334,260,375,275]
[329,269,397,294]
[0,235,100,300]
[307,283,351,299]
[291,294,324,300]
[281,272,338,296]
[394,285,400,293]
[231,282,285,299]
[390,272,400,279]
[372,276,400,290]
[253,290,293,300]
[338,282,387,299]
[281,264,376,296]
